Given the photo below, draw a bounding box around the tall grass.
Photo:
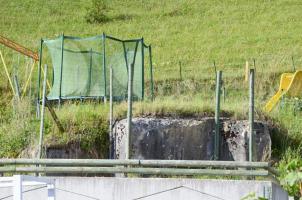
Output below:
[0,0,302,161]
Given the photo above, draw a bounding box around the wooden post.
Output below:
[249,69,255,162]
[245,61,249,82]
[126,64,133,160]
[38,64,48,159]
[214,71,222,160]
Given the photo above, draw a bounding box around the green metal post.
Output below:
[102,33,107,103]
[141,38,144,100]
[126,63,133,160]
[109,67,113,159]
[214,71,222,160]
[38,64,48,159]
[59,34,64,105]
[36,39,43,118]
[249,69,255,162]
[148,46,154,101]
[88,48,93,94]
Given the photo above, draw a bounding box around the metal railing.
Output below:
[0,159,278,178]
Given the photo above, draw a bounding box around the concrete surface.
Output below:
[114,117,271,161]
[0,177,288,200]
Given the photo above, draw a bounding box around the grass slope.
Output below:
[0,0,301,170]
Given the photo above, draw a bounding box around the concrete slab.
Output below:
[0,177,289,200]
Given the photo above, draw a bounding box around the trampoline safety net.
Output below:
[38,34,153,101]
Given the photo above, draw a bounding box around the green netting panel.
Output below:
[44,36,104,99]
[40,34,151,101]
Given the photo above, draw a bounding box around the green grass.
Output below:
[0,0,302,166]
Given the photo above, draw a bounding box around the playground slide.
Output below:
[264,71,302,112]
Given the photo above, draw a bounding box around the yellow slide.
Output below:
[264,71,302,112]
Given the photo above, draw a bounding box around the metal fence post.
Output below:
[214,71,222,160]
[126,63,133,160]
[36,39,43,118]
[148,46,154,101]
[249,69,255,162]
[38,64,48,159]
[109,67,114,159]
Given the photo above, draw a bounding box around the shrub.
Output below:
[279,157,302,199]
[85,0,109,24]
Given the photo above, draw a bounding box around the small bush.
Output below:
[85,0,109,24]
[278,149,302,199]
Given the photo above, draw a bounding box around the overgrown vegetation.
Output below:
[1,0,302,196]
[85,0,109,24]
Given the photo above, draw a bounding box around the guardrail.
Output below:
[0,159,278,178]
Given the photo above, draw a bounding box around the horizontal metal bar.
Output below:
[0,159,270,168]
[0,166,269,177]
[105,35,124,42]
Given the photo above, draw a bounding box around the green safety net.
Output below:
[40,34,152,101]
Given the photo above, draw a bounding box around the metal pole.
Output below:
[38,64,48,159]
[214,71,222,160]
[88,48,93,93]
[249,69,255,162]
[102,33,107,103]
[148,46,154,101]
[126,63,133,160]
[36,39,43,118]
[0,166,269,177]
[141,38,144,100]
[0,159,269,168]
[109,67,113,159]
[58,34,64,106]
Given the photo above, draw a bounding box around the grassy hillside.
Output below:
[1,0,302,189]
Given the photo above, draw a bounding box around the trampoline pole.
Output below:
[36,39,43,118]
[102,33,107,103]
